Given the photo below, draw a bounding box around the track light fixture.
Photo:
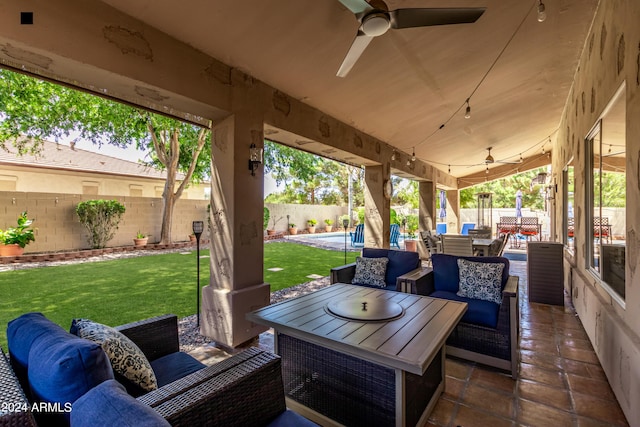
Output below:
[537,0,546,22]
[464,99,471,119]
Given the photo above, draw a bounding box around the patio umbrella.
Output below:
[439,190,447,221]
[515,189,523,218]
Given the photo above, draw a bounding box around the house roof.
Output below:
[0,140,182,180]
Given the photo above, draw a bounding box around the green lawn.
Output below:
[0,243,358,349]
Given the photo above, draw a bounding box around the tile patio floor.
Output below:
[188,258,629,426]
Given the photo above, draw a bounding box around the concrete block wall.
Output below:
[0,191,209,253]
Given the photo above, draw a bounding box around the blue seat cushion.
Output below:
[6,312,70,394]
[266,409,320,427]
[430,290,500,328]
[28,332,114,425]
[431,254,509,293]
[71,379,170,427]
[151,351,206,387]
[363,248,419,288]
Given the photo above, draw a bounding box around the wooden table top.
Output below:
[247,284,467,375]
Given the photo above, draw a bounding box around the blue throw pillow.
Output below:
[352,256,389,288]
[456,258,505,305]
[71,379,170,427]
[6,312,69,394]
[28,332,114,424]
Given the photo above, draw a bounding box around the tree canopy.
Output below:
[0,68,211,244]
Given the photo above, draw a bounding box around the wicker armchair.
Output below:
[420,257,519,378]
[1,315,307,427]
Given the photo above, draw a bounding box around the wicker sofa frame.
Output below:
[1,315,288,426]
[421,271,520,378]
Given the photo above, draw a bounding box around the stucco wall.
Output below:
[553,1,640,423]
[0,164,209,200]
[0,191,209,253]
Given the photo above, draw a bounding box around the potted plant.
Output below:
[404,226,418,252]
[0,211,35,257]
[324,219,334,232]
[288,223,298,235]
[307,219,318,234]
[267,215,283,236]
[133,231,149,247]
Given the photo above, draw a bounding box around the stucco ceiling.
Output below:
[99,0,599,179]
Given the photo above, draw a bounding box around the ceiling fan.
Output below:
[336,0,486,77]
[484,147,522,165]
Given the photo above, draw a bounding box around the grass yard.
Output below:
[0,243,358,349]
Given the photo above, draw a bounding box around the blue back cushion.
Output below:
[150,351,205,388]
[71,379,170,427]
[431,254,509,292]
[28,332,114,425]
[6,312,69,394]
[363,248,419,287]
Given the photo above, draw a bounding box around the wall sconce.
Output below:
[248,143,263,176]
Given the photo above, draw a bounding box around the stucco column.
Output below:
[447,191,460,234]
[201,113,270,348]
[418,181,436,259]
[364,165,391,248]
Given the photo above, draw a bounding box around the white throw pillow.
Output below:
[351,256,389,288]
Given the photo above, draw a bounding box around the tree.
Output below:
[0,69,210,244]
[460,168,547,210]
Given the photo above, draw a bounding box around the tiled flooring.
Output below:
[189,258,629,427]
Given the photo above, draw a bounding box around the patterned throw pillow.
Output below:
[71,319,158,392]
[352,256,389,288]
[456,259,505,305]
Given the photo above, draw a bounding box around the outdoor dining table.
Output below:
[247,283,467,427]
[472,238,495,256]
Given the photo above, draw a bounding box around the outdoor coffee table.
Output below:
[247,283,467,427]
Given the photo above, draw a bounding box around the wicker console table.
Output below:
[247,284,466,427]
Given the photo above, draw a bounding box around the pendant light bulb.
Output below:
[448,165,451,174]
[485,166,489,174]
[406,159,411,166]
[519,153,523,163]
[537,1,546,22]
[464,100,471,119]
[411,148,416,162]
[391,150,396,161]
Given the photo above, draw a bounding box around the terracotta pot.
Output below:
[189,234,197,242]
[289,227,298,235]
[404,240,417,252]
[307,226,316,234]
[266,229,276,236]
[0,243,24,257]
[133,237,148,247]
[325,225,333,232]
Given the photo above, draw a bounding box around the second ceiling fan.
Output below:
[336,0,486,77]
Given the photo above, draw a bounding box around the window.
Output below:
[586,83,626,302]
[563,160,574,254]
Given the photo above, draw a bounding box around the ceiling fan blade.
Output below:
[389,7,485,30]
[337,31,374,77]
[337,0,374,15]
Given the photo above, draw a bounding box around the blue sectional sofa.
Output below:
[423,254,520,378]
[330,247,430,294]
[2,313,317,426]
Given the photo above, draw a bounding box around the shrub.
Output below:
[76,200,126,249]
[263,207,270,230]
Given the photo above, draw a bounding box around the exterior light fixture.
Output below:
[248,143,263,176]
[464,99,471,119]
[537,1,546,22]
[192,221,204,327]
